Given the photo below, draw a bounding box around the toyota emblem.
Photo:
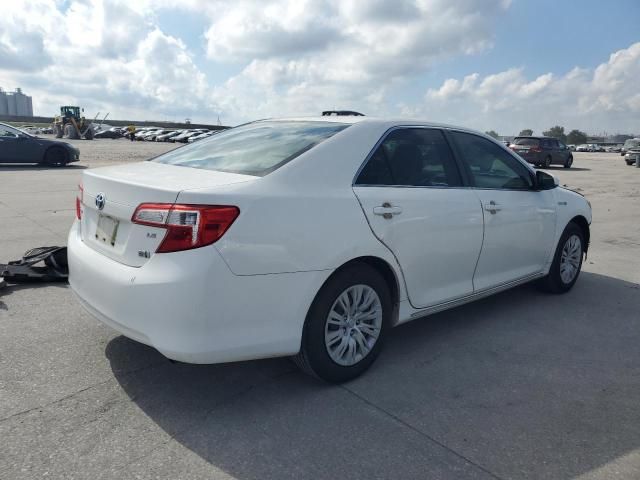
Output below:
[95,192,106,210]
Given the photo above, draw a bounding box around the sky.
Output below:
[1,0,639,135]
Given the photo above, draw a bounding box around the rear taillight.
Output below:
[132,203,240,253]
[76,184,83,220]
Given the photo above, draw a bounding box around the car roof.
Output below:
[513,136,556,139]
[250,116,490,134]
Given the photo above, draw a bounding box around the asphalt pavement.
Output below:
[1,144,639,479]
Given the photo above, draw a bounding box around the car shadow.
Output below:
[0,163,87,172]
[0,164,87,171]
[106,271,640,479]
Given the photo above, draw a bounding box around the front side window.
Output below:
[450,131,534,190]
[153,121,349,176]
[356,128,462,187]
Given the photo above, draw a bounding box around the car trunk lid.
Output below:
[80,162,255,267]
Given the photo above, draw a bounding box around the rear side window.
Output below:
[356,128,462,187]
[450,131,534,190]
[513,138,539,146]
[153,121,349,176]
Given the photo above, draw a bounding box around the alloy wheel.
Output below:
[560,234,582,284]
[324,284,382,366]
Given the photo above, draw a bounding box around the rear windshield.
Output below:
[513,138,539,146]
[152,121,349,176]
[624,139,640,149]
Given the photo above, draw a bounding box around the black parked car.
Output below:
[0,122,79,166]
[509,136,573,168]
[94,127,125,139]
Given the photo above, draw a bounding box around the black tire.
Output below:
[84,128,94,140]
[564,155,573,168]
[537,222,584,294]
[543,155,552,168]
[63,124,80,140]
[293,263,391,383]
[43,147,68,167]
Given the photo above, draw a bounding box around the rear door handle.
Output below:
[484,200,501,214]
[373,203,403,219]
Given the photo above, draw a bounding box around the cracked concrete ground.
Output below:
[1,141,639,480]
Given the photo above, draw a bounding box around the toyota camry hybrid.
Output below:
[68,117,591,382]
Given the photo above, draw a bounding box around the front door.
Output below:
[448,131,557,291]
[0,126,18,163]
[353,127,484,308]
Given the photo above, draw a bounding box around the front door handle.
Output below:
[373,202,402,219]
[484,200,502,214]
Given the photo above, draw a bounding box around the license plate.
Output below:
[95,214,119,246]
[517,149,528,153]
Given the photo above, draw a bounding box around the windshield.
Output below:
[624,139,640,149]
[512,138,539,146]
[153,121,350,176]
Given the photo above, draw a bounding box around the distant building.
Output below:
[0,87,33,117]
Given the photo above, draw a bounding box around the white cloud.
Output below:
[0,0,636,133]
[201,0,510,122]
[421,42,640,134]
[0,0,213,121]
[0,0,510,124]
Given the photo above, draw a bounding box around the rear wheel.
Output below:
[294,263,391,383]
[43,147,68,167]
[564,155,573,168]
[83,127,94,140]
[538,222,584,293]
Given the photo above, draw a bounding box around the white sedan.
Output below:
[68,117,592,382]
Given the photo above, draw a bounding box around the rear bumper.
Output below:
[518,153,542,164]
[67,221,331,364]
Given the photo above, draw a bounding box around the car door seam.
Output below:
[351,188,414,307]
[470,190,486,292]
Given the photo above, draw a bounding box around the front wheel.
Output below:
[538,222,584,293]
[294,263,391,383]
[543,155,552,168]
[43,147,68,167]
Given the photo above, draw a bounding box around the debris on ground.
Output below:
[0,247,68,285]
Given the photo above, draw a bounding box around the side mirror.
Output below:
[536,170,558,190]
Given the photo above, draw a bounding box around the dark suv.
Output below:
[509,136,573,168]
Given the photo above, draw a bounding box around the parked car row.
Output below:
[575,144,604,152]
[93,126,220,143]
[12,125,54,135]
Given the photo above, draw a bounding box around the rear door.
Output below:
[550,139,561,164]
[448,131,557,290]
[353,127,484,308]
